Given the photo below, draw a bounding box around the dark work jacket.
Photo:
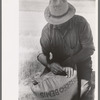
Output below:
[40,15,95,67]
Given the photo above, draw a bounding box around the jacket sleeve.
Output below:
[79,19,95,49]
[71,18,95,64]
[40,25,51,58]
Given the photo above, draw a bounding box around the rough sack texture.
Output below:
[31,71,78,100]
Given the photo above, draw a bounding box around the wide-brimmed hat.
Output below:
[44,0,76,25]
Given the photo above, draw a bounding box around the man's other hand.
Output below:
[63,67,74,78]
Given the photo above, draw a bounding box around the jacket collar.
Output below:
[53,19,71,30]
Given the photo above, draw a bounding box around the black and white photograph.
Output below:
[19,0,98,100]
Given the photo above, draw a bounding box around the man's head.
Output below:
[44,0,76,25]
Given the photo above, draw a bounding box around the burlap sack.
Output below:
[31,70,78,100]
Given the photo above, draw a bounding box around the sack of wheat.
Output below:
[31,69,78,100]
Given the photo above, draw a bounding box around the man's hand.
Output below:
[48,63,64,75]
[63,67,74,78]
